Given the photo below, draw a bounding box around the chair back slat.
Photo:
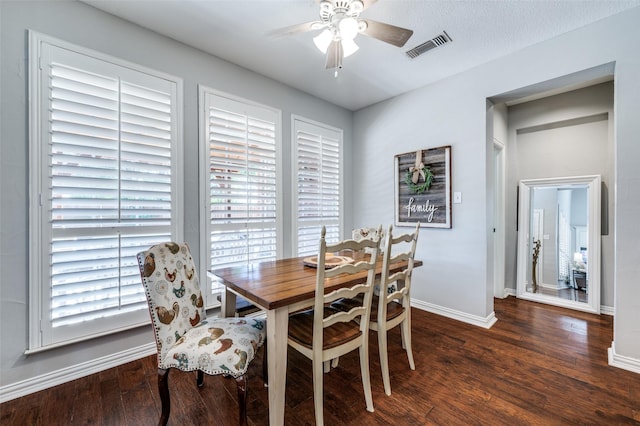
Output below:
[323,260,375,278]
[323,308,366,328]
[325,283,369,303]
[335,235,380,252]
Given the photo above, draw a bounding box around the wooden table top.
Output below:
[210,254,422,310]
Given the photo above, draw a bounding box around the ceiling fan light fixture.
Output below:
[313,29,333,54]
[339,17,359,41]
[273,0,413,72]
[341,38,359,58]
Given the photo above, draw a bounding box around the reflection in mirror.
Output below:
[516,176,601,314]
[528,186,588,301]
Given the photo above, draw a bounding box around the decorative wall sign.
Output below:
[395,146,451,228]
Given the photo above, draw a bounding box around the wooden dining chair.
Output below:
[373,223,419,395]
[137,242,266,426]
[287,225,382,426]
[333,223,419,396]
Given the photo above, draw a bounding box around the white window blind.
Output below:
[200,89,281,303]
[293,118,343,256]
[29,33,182,349]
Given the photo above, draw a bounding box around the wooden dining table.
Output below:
[210,254,422,425]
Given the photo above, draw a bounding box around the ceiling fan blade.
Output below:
[268,21,322,37]
[360,19,414,47]
[325,40,344,69]
[360,0,379,11]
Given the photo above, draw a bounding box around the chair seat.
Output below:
[372,298,405,322]
[288,307,362,350]
[163,317,266,377]
[331,296,405,323]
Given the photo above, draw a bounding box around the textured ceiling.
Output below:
[82,0,640,111]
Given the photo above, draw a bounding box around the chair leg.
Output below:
[322,357,340,373]
[402,313,415,370]
[235,375,248,426]
[312,357,325,425]
[377,327,392,396]
[358,342,375,413]
[157,368,171,426]
[196,370,204,388]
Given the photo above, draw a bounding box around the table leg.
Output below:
[267,307,288,426]
[221,288,237,318]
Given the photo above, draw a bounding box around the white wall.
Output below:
[0,0,353,396]
[353,8,640,369]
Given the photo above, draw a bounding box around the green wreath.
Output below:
[404,166,434,194]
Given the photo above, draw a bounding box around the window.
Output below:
[293,117,343,256]
[199,87,282,305]
[29,32,183,349]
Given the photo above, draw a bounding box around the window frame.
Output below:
[291,115,344,256]
[198,85,283,307]
[28,31,184,351]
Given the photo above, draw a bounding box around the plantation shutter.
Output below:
[294,119,342,256]
[32,38,181,348]
[204,93,280,273]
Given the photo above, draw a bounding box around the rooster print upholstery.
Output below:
[190,293,203,308]
[143,253,155,277]
[172,281,186,298]
[156,302,179,325]
[214,338,233,355]
[164,267,177,282]
[189,310,200,327]
[352,226,386,256]
[184,264,195,280]
[137,242,266,378]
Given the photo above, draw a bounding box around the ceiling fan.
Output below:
[273,0,413,72]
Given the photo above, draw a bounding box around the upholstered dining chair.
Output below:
[137,242,266,426]
[333,223,419,396]
[352,226,385,248]
[287,226,382,426]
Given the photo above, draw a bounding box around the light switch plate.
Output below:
[453,192,462,204]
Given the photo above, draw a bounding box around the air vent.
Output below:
[406,31,452,59]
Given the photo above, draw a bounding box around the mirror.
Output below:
[516,175,601,313]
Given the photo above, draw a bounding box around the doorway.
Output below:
[488,71,614,313]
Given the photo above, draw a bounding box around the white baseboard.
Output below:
[0,343,156,404]
[503,288,516,298]
[411,299,498,329]
[600,305,614,316]
[608,342,640,375]
[501,288,614,315]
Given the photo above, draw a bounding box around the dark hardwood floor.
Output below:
[2,296,639,425]
[537,285,588,303]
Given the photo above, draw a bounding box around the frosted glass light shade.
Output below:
[339,17,359,40]
[313,29,333,54]
[341,38,359,57]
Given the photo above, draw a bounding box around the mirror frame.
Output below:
[516,175,601,314]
